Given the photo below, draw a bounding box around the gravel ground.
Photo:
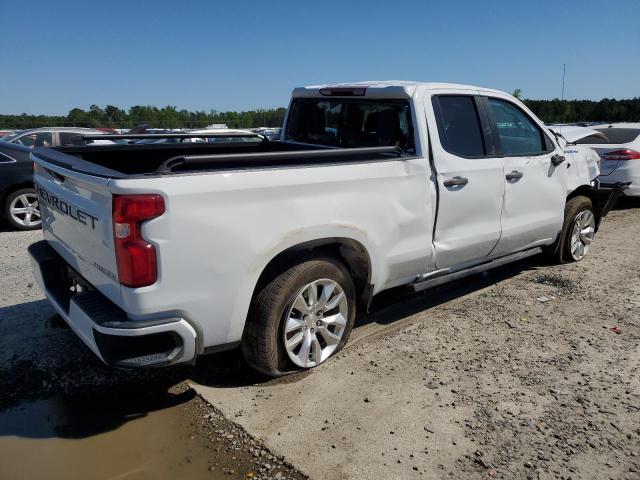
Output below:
[1,200,639,480]
[194,201,640,480]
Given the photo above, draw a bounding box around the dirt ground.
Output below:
[1,200,639,479]
[193,200,640,479]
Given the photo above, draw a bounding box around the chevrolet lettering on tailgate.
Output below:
[36,184,98,229]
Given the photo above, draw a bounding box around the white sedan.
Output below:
[574,123,640,197]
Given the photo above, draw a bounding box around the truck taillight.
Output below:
[600,149,640,161]
[112,194,165,287]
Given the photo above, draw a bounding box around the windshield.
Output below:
[286,99,414,152]
[12,132,54,148]
[0,133,19,142]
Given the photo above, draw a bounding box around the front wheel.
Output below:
[551,196,595,263]
[242,257,356,376]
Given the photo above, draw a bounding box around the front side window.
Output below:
[488,99,546,156]
[433,95,485,157]
[286,99,414,152]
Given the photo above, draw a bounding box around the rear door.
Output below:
[483,96,566,256]
[427,93,505,269]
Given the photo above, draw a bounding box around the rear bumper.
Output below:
[29,240,197,368]
[597,168,639,197]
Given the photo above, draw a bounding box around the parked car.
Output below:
[180,128,263,143]
[253,127,282,141]
[0,127,114,147]
[0,141,40,230]
[29,81,624,375]
[134,128,261,144]
[574,123,640,197]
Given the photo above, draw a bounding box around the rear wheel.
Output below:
[242,257,356,376]
[4,188,41,230]
[551,196,595,263]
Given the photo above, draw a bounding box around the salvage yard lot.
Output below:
[1,202,639,480]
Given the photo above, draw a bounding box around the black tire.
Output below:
[3,188,41,231]
[549,195,594,264]
[242,257,356,376]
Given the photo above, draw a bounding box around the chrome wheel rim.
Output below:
[9,193,40,227]
[283,279,348,368]
[569,210,595,261]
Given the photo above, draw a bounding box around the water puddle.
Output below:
[0,389,228,480]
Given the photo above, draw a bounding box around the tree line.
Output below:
[1,97,639,130]
[524,98,640,124]
[0,105,288,130]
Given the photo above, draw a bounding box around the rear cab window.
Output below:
[285,99,415,153]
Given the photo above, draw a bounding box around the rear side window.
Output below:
[286,99,414,152]
[0,152,16,163]
[488,98,547,155]
[433,96,485,157]
[578,128,640,144]
[573,134,610,144]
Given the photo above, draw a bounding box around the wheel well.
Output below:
[567,186,605,228]
[567,185,596,204]
[254,238,373,309]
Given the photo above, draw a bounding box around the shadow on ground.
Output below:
[613,196,640,210]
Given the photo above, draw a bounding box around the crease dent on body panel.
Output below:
[246,223,371,277]
[486,183,506,257]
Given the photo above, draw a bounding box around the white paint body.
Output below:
[31,81,598,365]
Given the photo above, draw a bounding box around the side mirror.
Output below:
[551,154,565,166]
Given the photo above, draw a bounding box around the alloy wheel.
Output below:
[569,210,595,261]
[9,193,41,227]
[283,279,348,368]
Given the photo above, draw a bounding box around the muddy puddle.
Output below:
[0,389,236,480]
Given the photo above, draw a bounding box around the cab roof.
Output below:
[293,80,509,99]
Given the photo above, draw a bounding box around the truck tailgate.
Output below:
[32,153,122,305]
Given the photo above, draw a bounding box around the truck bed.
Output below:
[33,141,404,179]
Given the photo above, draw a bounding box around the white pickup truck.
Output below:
[29,81,624,376]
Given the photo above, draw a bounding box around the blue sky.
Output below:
[1,0,638,115]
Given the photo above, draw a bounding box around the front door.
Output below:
[427,93,505,269]
[483,96,567,256]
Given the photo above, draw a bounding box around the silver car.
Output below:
[0,127,114,148]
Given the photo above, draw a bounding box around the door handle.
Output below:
[551,154,566,166]
[505,170,523,181]
[443,176,469,187]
